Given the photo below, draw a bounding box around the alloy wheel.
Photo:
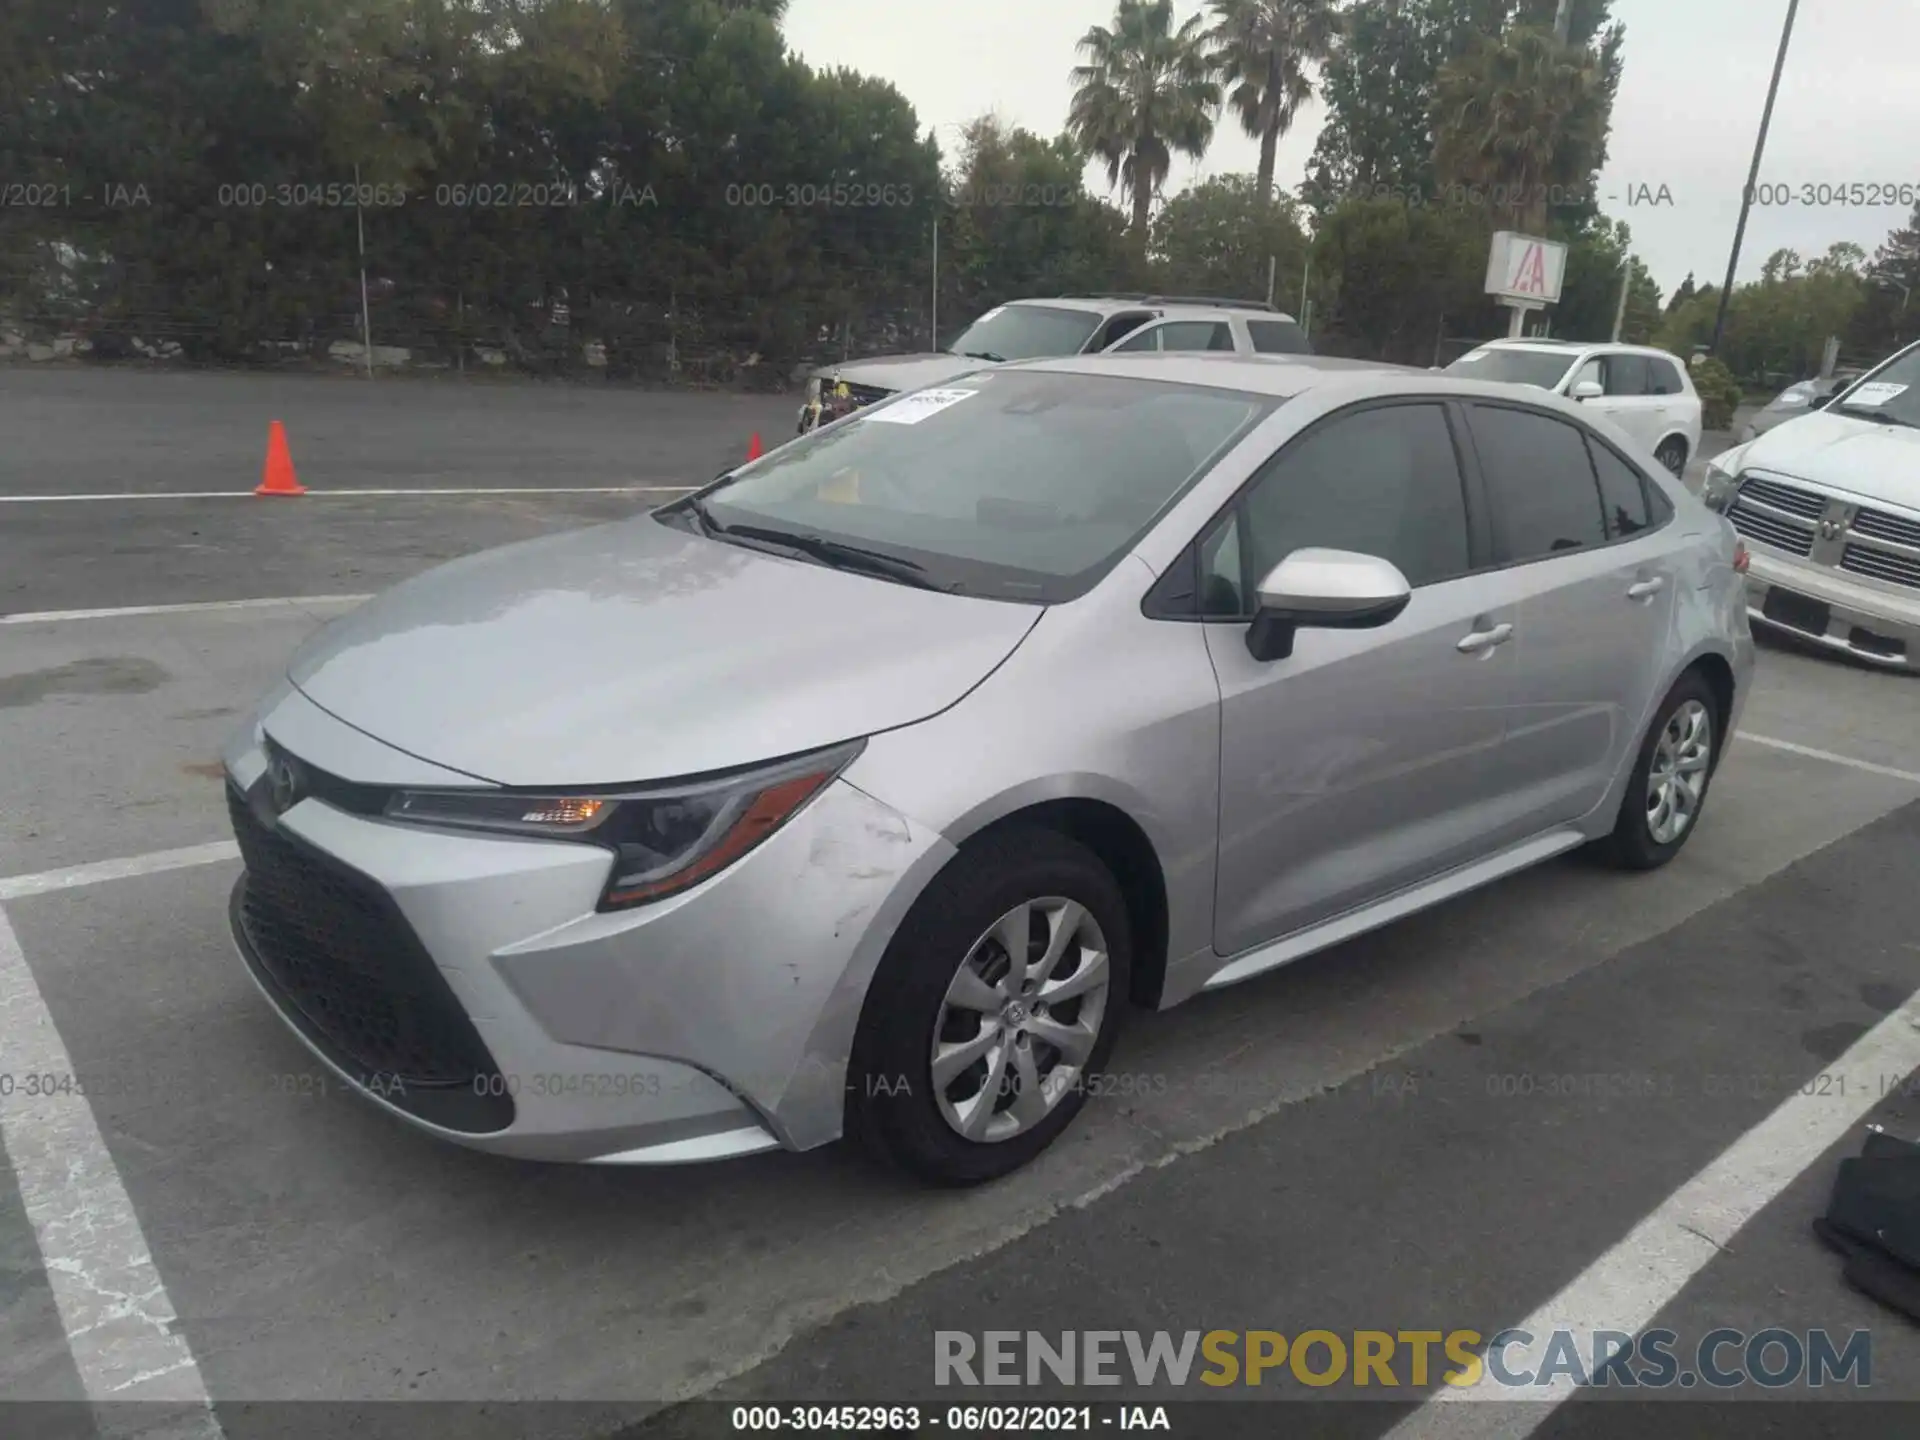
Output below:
[1646,698,1713,844]
[930,896,1111,1143]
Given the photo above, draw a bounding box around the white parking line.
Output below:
[0,485,697,502]
[0,904,223,1427]
[0,843,240,903]
[1,595,372,625]
[1743,734,1920,787]
[1383,988,1920,1439]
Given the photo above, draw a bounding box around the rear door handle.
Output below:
[1457,622,1514,654]
[1627,577,1667,601]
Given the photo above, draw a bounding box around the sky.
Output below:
[782,0,1920,300]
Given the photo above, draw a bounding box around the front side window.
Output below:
[1247,319,1311,355]
[1467,405,1608,562]
[1151,321,1236,353]
[1604,354,1651,396]
[677,372,1275,603]
[944,304,1104,361]
[1202,403,1472,617]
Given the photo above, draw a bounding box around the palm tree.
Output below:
[1433,24,1606,236]
[1069,0,1221,254]
[1207,0,1341,204]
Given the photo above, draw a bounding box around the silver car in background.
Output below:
[224,354,1754,1186]
[1703,337,1920,671]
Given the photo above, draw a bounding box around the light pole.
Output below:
[929,121,971,351]
[1712,0,1801,355]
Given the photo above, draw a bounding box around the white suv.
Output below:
[1446,340,1703,476]
[798,295,1309,432]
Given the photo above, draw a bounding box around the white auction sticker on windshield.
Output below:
[866,388,979,425]
[1844,381,1909,407]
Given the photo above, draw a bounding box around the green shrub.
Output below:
[1690,357,1742,431]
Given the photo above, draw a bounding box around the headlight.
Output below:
[384,740,864,910]
[1700,456,1742,513]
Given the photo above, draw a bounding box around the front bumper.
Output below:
[1743,551,1920,672]
[222,687,953,1163]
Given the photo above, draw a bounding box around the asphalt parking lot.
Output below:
[3,368,1918,1440]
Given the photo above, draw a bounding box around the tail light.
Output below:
[1732,541,1750,574]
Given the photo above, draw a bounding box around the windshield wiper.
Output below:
[704,520,951,591]
[959,349,1007,362]
[1834,403,1919,430]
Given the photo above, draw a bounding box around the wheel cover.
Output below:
[930,896,1112,1144]
[1646,698,1713,845]
[1658,441,1686,475]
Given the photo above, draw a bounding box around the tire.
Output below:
[1594,670,1720,870]
[1655,437,1688,477]
[846,827,1132,1186]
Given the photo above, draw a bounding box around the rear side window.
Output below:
[1467,405,1608,562]
[1247,319,1311,355]
[1604,353,1650,396]
[1155,320,1235,352]
[1648,357,1685,395]
[1588,437,1653,539]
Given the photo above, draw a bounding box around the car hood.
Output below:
[817,353,992,391]
[286,516,1041,787]
[1737,410,1920,509]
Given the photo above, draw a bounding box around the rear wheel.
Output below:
[1655,436,1688,476]
[847,828,1131,1186]
[1595,671,1719,870]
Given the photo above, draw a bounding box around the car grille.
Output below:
[227,785,507,1104]
[1728,489,1816,556]
[1842,543,1920,591]
[1737,475,1828,520]
[1853,507,1920,551]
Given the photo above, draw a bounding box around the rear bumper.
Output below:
[1744,553,1919,673]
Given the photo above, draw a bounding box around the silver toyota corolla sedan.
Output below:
[223,354,1755,1185]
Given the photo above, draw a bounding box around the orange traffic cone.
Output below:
[745,432,764,462]
[256,420,306,496]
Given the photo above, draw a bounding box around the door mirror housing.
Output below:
[1245,549,1414,661]
[1570,378,1605,401]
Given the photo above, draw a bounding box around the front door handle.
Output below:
[1457,622,1514,655]
[1627,577,1667,601]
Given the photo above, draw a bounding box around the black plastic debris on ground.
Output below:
[1815,1125,1920,1323]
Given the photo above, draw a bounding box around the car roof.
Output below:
[1005,296,1301,324]
[1010,350,1475,398]
[1472,338,1684,361]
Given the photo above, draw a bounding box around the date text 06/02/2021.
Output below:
[728,1405,1170,1432]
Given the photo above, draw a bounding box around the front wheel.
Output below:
[1655,437,1689,477]
[1594,672,1719,870]
[846,828,1132,1186]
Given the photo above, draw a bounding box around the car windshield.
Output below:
[944,304,1104,361]
[1831,345,1920,428]
[1444,348,1579,390]
[675,371,1275,602]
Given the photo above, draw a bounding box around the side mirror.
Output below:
[1245,549,1414,662]
[1571,379,1604,401]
